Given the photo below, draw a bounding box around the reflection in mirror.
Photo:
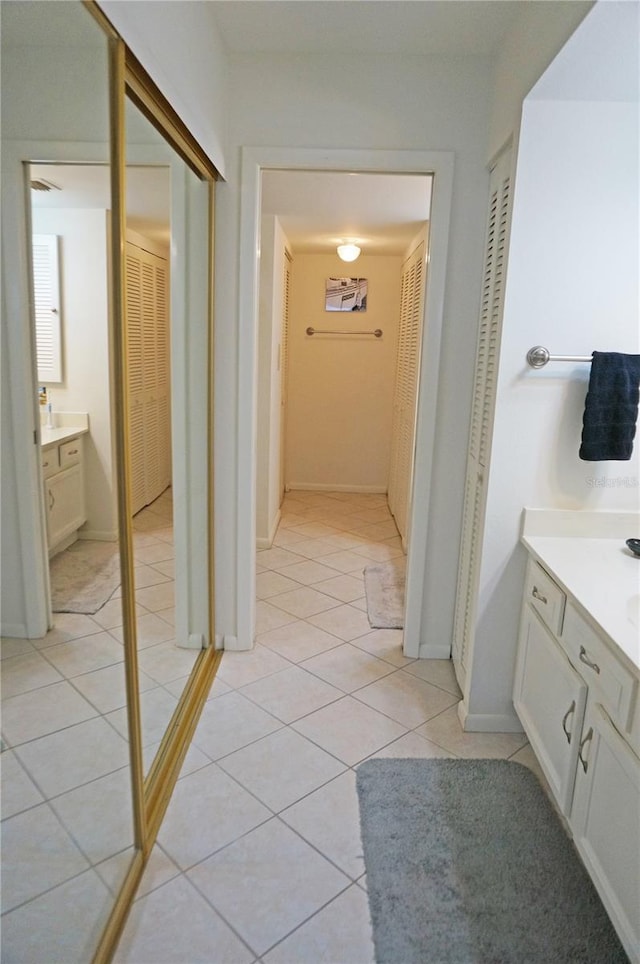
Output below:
[123,99,205,776]
[1,4,134,962]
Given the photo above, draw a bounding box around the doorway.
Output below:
[236,147,454,658]
[256,169,433,660]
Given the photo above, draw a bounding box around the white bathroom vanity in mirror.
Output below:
[40,414,89,555]
[514,509,640,963]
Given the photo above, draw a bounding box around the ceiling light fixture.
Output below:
[337,242,361,262]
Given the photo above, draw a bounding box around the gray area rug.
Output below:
[356,758,627,964]
[50,540,121,614]
[363,562,405,628]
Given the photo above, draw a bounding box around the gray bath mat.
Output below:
[50,540,121,614]
[363,562,405,628]
[356,758,627,964]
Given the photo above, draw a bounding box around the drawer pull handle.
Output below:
[43,460,49,468]
[48,491,55,510]
[532,586,548,605]
[561,700,576,744]
[579,646,600,675]
[578,727,594,773]
[66,448,78,456]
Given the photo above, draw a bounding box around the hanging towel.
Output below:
[579,352,640,461]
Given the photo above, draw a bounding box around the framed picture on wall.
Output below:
[325,277,367,312]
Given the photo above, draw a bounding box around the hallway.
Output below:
[114,491,536,962]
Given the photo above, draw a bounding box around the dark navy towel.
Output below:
[579,352,640,461]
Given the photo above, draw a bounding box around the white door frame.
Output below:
[236,146,454,657]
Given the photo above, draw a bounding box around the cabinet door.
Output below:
[570,702,640,963]
[513,607,587,814]
[46,464,85,550]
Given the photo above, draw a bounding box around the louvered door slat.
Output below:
[129,398,147,515]
[155,263,169,387]
[125,241,170,515]
[452,151,512,685]
[141,262,157,392]
[280,251,292,500]
[389,241,425,542]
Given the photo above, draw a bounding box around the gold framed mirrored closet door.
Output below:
[95,3,221,961]
[0,2,220,961]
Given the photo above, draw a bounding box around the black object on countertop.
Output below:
[626,538,640,557]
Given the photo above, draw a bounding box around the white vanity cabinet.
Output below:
[514,595,587,813]
[41,433,86,554]
[514,555,640,963]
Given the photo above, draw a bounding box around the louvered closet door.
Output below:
[388,266,409,516]
[125,242,171,513]
[126,249,147,514]
[280,251,291,502]
[155,260,171,494]
[452,149,512,685]
[388,241,425,545]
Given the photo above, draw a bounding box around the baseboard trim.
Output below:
[457,699,524,733]
[175,633,204,651]
[222,634,253,652]
[418,643,451,659]
[0,622,28,639]
[256,509,281,550]
[287,482,387,494]
[79,529,119,542]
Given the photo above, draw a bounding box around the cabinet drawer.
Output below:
[563,604,636,733]
[41,447,59,480]
[59,437,82,469]
[525,559,566,635]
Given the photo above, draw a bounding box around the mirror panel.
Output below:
[123,99,206,776]
[2,3,218,960]
[1,4,134,961]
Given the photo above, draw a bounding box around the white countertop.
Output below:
[40,425,88,449]
[40,412,89,451]
[522,510,640,672]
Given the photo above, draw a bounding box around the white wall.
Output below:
[33,207,117,541]
[488,0,593,158]
[98,0,228,177]
[215,51,492,646]
[1,2,112,636]
[286,253,401,492]
[256,214,289,545]
[465,1,640,727]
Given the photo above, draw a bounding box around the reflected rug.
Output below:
[50,540,120,614]
[356,758,627,964]
[363,561,405,628]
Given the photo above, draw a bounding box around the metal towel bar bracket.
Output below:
[306,326,382,338]
[526,346,593,368]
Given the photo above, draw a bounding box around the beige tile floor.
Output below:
[111,490,539,964]
[0,487,204,962]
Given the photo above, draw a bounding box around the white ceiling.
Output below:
[21,1,542,256]
[30,164,171,244]
[216,1,529,254]
[0,0,105,47]
[210,0,530,57]
[262,170,432,255]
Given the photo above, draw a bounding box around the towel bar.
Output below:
[306,327,383,338]
[526,346,592,368]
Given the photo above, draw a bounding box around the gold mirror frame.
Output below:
[84,5,222,961]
